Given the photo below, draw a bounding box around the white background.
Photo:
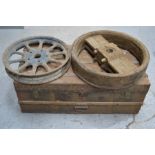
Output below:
[0,130,155,155]
[0,0,155,26]
[0,0,155,155]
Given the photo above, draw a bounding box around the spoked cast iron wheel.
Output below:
[71,30,150,89]
[3,36,70,84]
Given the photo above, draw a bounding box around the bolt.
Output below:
[94,49,98,54]
[101,58,106,63]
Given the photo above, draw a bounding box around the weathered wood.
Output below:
[71,30,150,89]
[14,65,150,114]
[13,33,150,114]
[3,36,70,84]
[86,35,138,74]
[14,67,150,103]
[20,101,142,114]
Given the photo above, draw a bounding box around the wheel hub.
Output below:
[25,49,49,65]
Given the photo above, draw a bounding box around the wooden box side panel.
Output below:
[14,77,150,102]
[20,101,142,114]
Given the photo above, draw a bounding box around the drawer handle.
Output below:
[74,105,88,111]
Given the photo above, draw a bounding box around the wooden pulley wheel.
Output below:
[3,36,70,84]
[71,30,150,89]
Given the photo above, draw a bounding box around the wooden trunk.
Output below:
[14,65,150,114]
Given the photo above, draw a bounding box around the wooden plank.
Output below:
[20,101,142,114]
[20,101,143,105]
[14,74,150,102]
[86,35,138,74]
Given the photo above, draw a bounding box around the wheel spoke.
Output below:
[12,51,25,57]
[49,58,63,64]
[42,63,51,72]
[38,41,43,50]
[31,65,37,75]
[47,44,57,52]
[9,58,25,64]
[49,51,66,57]
[18,62,29,73]
[25,44,36,52]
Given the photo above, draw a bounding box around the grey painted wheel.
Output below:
[3,36,70,84]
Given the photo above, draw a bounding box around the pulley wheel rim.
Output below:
[71,30,150,89]
[3,36,70,84]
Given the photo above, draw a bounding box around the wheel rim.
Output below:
[71,30,150,89]
[3,36,70,84]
